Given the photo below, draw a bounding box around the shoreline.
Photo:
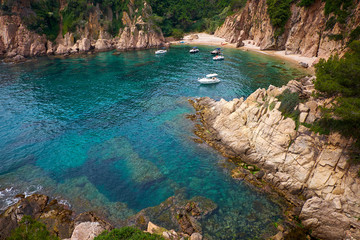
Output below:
[171,33,316,74]
[189,77,360,239]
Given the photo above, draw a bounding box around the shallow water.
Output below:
[0,45,306,239]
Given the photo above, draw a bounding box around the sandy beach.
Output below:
[174,33,317,72]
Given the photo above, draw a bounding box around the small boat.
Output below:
[198,73,221,84]
[213,55,224,61]
[155,50,167,54]
[190,47,199,53]
[211,48,221,55]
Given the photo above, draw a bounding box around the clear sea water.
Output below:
[0,45,306,239]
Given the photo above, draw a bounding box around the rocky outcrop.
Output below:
[116,1,164,51]
[0,15,47,61]
[191,77,360,240]
[0,0,164,61]
[215,0,360,59]
[126,193,217,238]
[0,194,112,240]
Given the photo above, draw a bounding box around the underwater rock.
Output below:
[88,137,163,185]
[126,193,217,236]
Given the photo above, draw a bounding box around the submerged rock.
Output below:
[126,193,217,236]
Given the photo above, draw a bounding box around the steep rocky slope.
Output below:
[215,0,360,59]
[0,0,164,61]
[191,77,360,239]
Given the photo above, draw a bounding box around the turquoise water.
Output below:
[0,45,305,239]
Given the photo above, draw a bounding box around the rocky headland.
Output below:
[0,192,214,240]
[0,0,165,63]
[215,0,360,60]
[190,76,360,240]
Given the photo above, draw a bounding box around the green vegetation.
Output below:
[148,0,242,36]
[8,215,59,240]
[277,89,301,127]
[298,0,315,7]
[313,40,360,162]
[324,0,353,24]
[349,26,360,44]
[61,0,142,38]
[328,33,344,41]
[266,0,293,37]
[94,227,165,240]
[325,16,337,31]
[26,0,60,42]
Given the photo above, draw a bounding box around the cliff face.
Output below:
[215,0,360,59]
[0,0,164,61]
[192,78,360,239]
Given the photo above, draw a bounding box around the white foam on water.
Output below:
[58,199,72,208]
[24,185,43,197]
[0,185,43,211]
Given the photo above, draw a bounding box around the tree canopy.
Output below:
[314,40,360,161]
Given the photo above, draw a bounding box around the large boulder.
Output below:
[79,38,91,52]
[69,222,106,240]
[95,39,112,51]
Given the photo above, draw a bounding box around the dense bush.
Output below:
[266,0,293,37]
[26,0,60,42]
[94,227,165,240]
[324,0,353,24]
[276,89,301,124]
[8,215,59,240]
[298,0,315,7]
[148,0,239,36]
[171,28,184,40]
[314,40,360,161]
[348,26,360,44]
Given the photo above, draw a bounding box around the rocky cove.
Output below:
[190,76,360,239]
[0,0,165,63]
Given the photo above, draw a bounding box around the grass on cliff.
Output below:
[313,40,360,162]
[26,0,60,42]
[266,0,293,37]
[94,227,165,240]
[276,89,301,130]
[148,0,242,36]
[8,215,59,240]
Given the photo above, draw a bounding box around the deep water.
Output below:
[0,45,306,239]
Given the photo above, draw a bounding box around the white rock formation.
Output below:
[193,77,360,239]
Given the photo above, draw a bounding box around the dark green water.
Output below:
[0,45,305,239]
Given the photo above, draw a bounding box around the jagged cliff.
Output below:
[215,0,360,59]
[191,78,360,239]
[0,0,165,61]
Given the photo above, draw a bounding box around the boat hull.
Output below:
[198,78,221,84]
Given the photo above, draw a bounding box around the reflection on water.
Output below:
[0,46,306,239]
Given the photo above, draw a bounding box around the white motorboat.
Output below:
[198,73,221,84]
[190,47,199,53]
[155,50,167,54]
[211,48,221,55]
[213,55,224,61]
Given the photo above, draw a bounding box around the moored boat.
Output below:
[190,47,199,53]
[213,55,224,61]
[211,48,221,55]
[155,50,167,54]
[198,73,221,84]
